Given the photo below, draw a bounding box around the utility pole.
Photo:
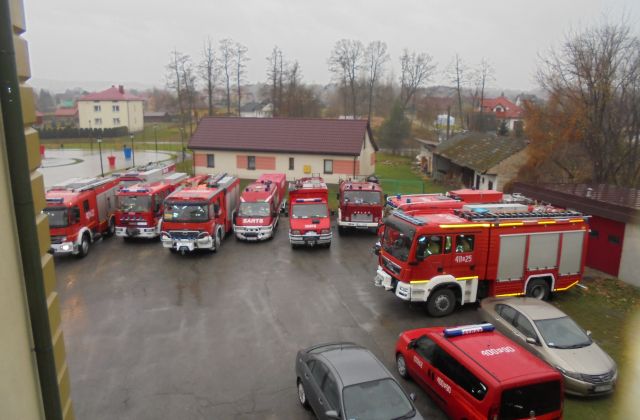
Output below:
[97,138,104,176]
[130,133,135,166]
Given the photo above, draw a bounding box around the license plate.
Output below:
[594,384,612,392]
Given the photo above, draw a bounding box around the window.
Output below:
[207,154,215,168]
[444,236,452,254]
[83,200,90,213]
[497,304,517,324]
[324,159,333,174]
[112,104,120,112]
[94,118,102,125]
[514,313,537,340]
[94,104,101,112]
[310,360,329,386]
[113,118,120,125]
[608,235,621,245]
[455,234,475,253]
[247,155,256,170]
[321,373,340,409]
[416,235,442,258]
[289,157,294,170]
[415,335,437,362]
[432,346,488,401]
[488,180,494,190]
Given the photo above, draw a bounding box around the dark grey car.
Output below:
[295,342,423,420]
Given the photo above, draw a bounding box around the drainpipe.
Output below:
[0,1,63,418]
[353,155,357,177]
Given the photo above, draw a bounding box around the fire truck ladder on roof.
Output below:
[50,177,114,192]
[206,173,228,188]
[456,210,585,222]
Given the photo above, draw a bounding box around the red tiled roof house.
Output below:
[77,85,144,132]
[189,117,378,183]
[481,96,524,131]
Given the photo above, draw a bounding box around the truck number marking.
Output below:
[244,218,264,224]
[454,255,473,263]
[304,224,318,228]
[481,346,516,356]
[413,355,423,368]
[436,376,452,394]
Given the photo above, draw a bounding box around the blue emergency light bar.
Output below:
[295,198,322,203]
[392,210,426,226]
[122,187,150,193]
[443,323,495,338]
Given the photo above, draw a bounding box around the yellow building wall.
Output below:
[78,99,144,132]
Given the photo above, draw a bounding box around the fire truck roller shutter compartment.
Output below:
[559,231,585,275]
[496,235,527,282]
[528,233,560,271]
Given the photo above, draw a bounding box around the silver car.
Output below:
[479,297,617,397]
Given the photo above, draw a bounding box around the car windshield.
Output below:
[118,195,151,212]
[534,316,592,349]
[163,202,209,222]
[343,190,382,205]
[500,380,562,419]
[343,378,414,420]
[239,202,270,217]
[291,203,327,218]
[381,217,415,262]
[44,207,68,228]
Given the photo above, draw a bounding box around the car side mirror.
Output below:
[586,330,592,337]
[214,204,221,217]
[373,242,381,256]
[409,392,417,402]
[407,340,417,349]
[525,337,539,345]
[415,243,427,261]
[325,410,340,419]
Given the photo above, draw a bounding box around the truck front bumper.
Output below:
[116,226,158,239]
[289,232,332,246]
[234,225,274,241]
[49,241,77,256]
[337,220,378,228]
[161,233,213,252]
[374,266,428,302]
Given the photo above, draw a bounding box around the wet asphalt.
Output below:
[55,217,482,420]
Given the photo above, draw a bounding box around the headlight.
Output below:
[345,216,350,221]
[61,244,71,251]
[197,232,209,239]
[321,229,331,234]
[291,230,301,235]
[160,232,171,240]
[555,366,583,380]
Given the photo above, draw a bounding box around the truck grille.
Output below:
[382,256,401,275]
[168,231,200,240]
[351,213,373,222]
[51,235,66,244]
[582,371,615,384]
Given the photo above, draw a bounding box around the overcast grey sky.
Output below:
[24,0,638,92]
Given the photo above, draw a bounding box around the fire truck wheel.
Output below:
[338,226,345,235]
[212,229,222,252]
[77,233,90,258]
[526,279,550,300]
[106,217,116,237]
[427,288,456,317]
[396,353,410,379]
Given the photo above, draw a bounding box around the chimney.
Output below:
[118,85,124,94]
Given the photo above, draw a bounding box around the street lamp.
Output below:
[130,134,135,166]
[154,124,158,161]
[97,138,104,177]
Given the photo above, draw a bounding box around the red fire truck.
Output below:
[374,209,589,316]
[118,161,176,186]
[115,172,189,240]
[233,173,287,241]
[161,173,240,254]
[336,177,384,234]
[287,176,332,248]
[44,177,120,257]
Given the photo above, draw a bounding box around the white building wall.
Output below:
[618,222,640,287]
[474,172,498,190]
[78,100,144,132]
[358,131,376,176]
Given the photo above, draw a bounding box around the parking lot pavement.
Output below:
[55,219,482,419]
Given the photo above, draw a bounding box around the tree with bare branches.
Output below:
[364,41,389,121]
[447,54,467,128]
[329,39,364,118]
[200,37,218,117]
[474,58,494,112]
[166,49,189,131]
[218,38,235,115]
[399,49,436,110]
[234,41,249,116]
[266,46,285,116]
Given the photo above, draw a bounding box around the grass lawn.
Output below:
[551,271,640,419]
[375,152,449,194]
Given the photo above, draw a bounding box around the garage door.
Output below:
[586,216,625,276]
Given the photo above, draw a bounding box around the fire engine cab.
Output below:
[117,161,176,186]
[234,173,287,241]
[395,323,564,420]
[115,172,188,239]
[287,176,332,248]
[375,209,589,316]
[161,173,240,254]
[44,177,120,257]
[337,177,383,234]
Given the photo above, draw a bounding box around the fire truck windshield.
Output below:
[118,195,151,212]
[44,207,69,228]
[239,202,270,217]
[381,218,415,262]
[291,204,328,218]
[163,202,209,222]
[343,190,382,205]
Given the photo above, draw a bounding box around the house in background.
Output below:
[513,183,640,287]
[77,85,144,132]
[144,111,171,124]
[239,101,273,118]
[433,132,528,190]
[189,117,377,183]
[52,106,78,127]
[414,138,440,175]
[481,95,524,131]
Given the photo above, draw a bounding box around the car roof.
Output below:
[492,297,567,320]
[426,328,559,383]
[315,344,391,387]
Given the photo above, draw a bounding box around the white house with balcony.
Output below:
[77,85,144,132]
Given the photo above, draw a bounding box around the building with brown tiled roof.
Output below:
[189,117,378,183]
[481,95,524,131]
[77,85,144,132]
